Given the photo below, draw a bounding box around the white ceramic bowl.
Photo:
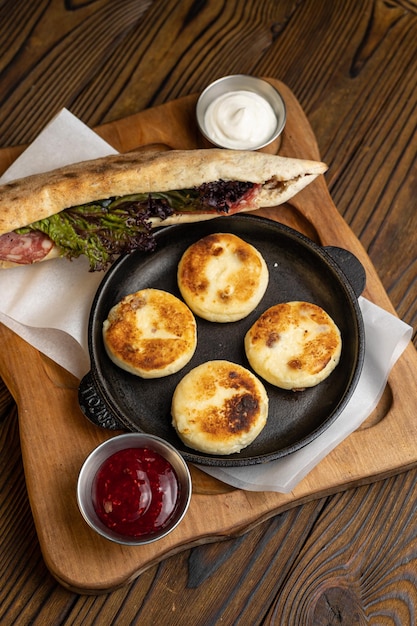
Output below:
[196,75,286,151]
[77,433,192,545]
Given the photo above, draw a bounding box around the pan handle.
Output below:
[78,371,126,431]
[324,246,366,298]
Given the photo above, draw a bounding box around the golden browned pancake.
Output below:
[102,288,197,378]
[171,360,269,455]
[244,301,342,390]
[177,233,269,322]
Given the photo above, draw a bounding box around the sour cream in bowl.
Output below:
[196,75,286,152]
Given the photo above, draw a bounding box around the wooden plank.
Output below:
[1,80,416,593]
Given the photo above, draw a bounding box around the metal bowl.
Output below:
[77,433,192,545]
[196,75,286,151]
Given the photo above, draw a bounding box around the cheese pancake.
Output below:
[177,233,268,322]
[171,360,269,455]
[245,301,342,390]
[103,288,197,378]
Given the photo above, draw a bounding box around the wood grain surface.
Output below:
[1,79,416,595]
[1,0,417,624]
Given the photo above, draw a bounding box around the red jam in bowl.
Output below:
[92,447,180,537]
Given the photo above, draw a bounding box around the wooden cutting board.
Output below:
[1,79,417,594]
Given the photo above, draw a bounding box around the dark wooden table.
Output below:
[1,1,416,623]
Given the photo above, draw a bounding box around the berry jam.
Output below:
[92,447,180,537]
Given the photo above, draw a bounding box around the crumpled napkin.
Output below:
[0,109,412,492]
[0,109,117,378]
[202,296,412,491]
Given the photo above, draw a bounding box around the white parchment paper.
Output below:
[201,296,412,492]
[0,109,412,492]
[0,109,117,378]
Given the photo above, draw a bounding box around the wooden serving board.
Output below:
[1,79,417,594]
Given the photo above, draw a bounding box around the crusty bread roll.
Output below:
[171,360,269,455]
[0,149,327,236]
[245,301,342,390]
[177,233,269,322]
[103,288,197,378]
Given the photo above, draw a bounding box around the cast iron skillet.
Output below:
[79,214,366,467]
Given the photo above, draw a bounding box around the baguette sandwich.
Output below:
[0,148,327,271]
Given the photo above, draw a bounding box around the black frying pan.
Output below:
[79,215,365,467]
